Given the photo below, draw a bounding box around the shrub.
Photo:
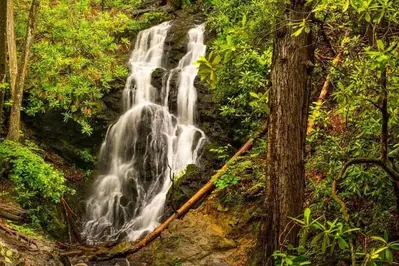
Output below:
[0,140,73,230]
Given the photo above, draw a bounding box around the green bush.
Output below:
[0,140,73,230]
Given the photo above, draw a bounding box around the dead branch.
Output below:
[62,121,268,261]
[307,31,349,135]
[61,197,82,244]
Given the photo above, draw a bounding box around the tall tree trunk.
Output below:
[6,0,17,98]
[0,0,7,124]
[7,0,40,142]
[258,1,313,265]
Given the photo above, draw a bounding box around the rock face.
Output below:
[129,187,263,266]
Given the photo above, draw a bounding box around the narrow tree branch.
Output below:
[380,69,388,163]
[365,98,382,112]
[61,197,82,244]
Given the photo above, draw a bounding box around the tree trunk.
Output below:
[6,0,17,98]
[7,0,40,142]
[259,1,313,265]
[0,0,7,124]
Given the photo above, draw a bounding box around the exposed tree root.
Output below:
[0,223,39,251]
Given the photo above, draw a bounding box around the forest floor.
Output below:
[0,185,61,266]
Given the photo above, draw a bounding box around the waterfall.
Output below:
[83,22,207,244]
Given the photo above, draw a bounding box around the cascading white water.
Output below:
[83,22,207,244]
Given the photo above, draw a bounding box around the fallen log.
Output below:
[63,120,268,261]
[0,203,26,223]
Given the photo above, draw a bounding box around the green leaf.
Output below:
[297,245,306,254]
[250,92,260,99]
[304,208,311,224]
[337,237,349,250]
[373,246,388,256]
[241,13,247,27]
[371,236,387,243]
[311,232,324,246]
[389,243,399,250]
[377,40,385,51]
[212,55,222,65]
[224,51,232,63]
[322,234,329,253]
[342,0,350,12]
[292,26,304,37]
[384,231,389,241]
[365,12,371,22]
[386,249,393,264]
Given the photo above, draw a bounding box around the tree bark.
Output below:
[6,0,17,98]
[259,1,313,265]
[7,0,40,141]
[0,0,7,124]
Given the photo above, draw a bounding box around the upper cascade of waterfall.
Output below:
[123,21,171,110]
[83,22,207,244]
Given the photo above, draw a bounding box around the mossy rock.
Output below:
[164,164,205,217]
[0,242,21,265]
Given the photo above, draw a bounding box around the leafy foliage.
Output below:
[201,0,274,139]
[274,208,399,265]
[214,171,240,190]
[15,0,166,134]
[0,140,72,229]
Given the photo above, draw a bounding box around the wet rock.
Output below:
[151,67,168,104]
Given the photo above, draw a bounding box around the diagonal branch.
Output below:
[307,31,349,135]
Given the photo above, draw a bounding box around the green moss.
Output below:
[10,224,42,239]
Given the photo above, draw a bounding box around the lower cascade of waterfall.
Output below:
[82,21,207,244]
